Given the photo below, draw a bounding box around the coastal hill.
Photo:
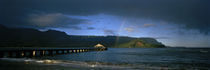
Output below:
[0,24,165,48]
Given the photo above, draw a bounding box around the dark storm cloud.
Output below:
[0,12,87,29]
[0,0,209,34]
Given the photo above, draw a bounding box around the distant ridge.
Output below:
[0,24,165,48]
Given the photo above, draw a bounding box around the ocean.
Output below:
[0,48,210,70]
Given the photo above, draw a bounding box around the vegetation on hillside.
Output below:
[0,24,165,48]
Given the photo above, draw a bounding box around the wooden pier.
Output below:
[0,47,107,58]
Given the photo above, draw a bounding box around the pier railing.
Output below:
[0,47,107,58]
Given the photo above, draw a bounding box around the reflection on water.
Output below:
[0,48,210,70]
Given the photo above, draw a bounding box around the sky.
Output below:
[0,0,209,47]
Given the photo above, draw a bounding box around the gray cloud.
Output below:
[124,27,134,32]
[0,0,209,34]
[27,13,86,28]
[68,26,82,30]
[154,37,170,39]
[142,24,156,28]
[87,27,95,30]
[103,30,116,36]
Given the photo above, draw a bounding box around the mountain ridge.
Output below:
[0,24,165,48]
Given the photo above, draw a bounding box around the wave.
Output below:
[0,58,134,69]
[2,58,207,70]
[0,58,175,70]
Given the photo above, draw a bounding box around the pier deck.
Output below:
[0,47,107,58]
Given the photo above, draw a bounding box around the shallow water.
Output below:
[0,48,210,70]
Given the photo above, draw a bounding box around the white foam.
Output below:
[0,58,28,62]
[36,60,44,63]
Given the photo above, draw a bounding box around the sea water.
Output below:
[0,48,210,70]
